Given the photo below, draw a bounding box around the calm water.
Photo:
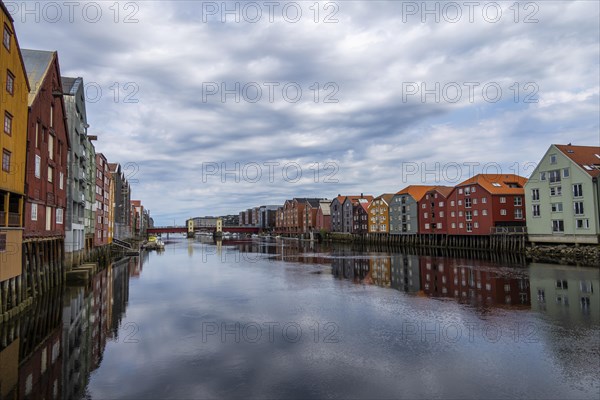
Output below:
[1,237,598,399]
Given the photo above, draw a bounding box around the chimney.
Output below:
[361,193,363,198]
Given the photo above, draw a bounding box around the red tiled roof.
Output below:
[396,185,437,202]
[555,144,600,178]
[457,174,527,195]
[432,186,454,198]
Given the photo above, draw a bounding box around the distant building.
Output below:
[109,163,132,240]
[417,186,454,235]
[329,195,345,232]
[316,200,331,232]
[342,195,373,233]
[525,144,600,244]
[95,153,111,246]
[368,194,395,233]
[447,174,527,235]
[258,205,278,230]
[352,199,370,234]
[389,185,436,235]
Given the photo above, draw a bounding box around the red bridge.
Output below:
[147,226,260,235]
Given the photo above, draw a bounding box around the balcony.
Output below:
[0,211,22,227]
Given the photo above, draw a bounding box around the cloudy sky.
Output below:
[8,1,599,225]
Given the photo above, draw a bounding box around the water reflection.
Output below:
[0,257,140,399]
[1,238,598,399]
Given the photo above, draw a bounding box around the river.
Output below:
[1,237,598,399]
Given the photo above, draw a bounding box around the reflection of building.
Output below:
[420,256,530,307]
[390,254,421,293]
[369,256,391,287]
[17,291,63,400]
[529,263,598,324]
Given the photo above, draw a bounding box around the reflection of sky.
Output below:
[88,239,599,399]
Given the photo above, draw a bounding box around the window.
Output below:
[451,223,456,229]
[439,211,444,217]
[549,170,561,183]
[458,200,462,206]
[515,209,523,219]
[563,168,570,178]
[6,70,14,94]
[458,211,463,217]
[422,203,426,209]
[556,280,568,290]
[48,166,53,183]
[31,203,38,221]
[473,198,477,205]
[550,154,557,164]
[465,211,472,221]
[3,25,10,50]
[3,112,12,135]
[424,212,428,219]
[464,187,471,196]
[473,210,478,216]
[59,172,64,190]
[48,135,54,160]
[573,184,583,198]
[500,209,507,216]
[552,220,564,233]
[532,204,540,217]
[531,188,539,201]
[551,203,563,212]
[458,188,463,194]
[34,155,41,178]
[450,201,455,206]
[459,223,463,229]
[482,209,488,216]
[474,222,479,229]
[540,172,546,181]
[451,211,455,217]
[574,202,584,215]
[56,208,63,224]
[425,223,430,229]
[465,198,472,208]
[437,223,442,229]
[550,186,562,196]
[2,149,10,172]
[576,219,589,229]
[439,201,444,207]
[492,183,502,187]
[514,197,522,206]
[481,197,487,204]
[500,197,506,203]
[50,105,54,127]
[466,222,472,232]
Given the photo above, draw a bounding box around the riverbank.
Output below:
[323,233,598,267]
[526,245,599,267]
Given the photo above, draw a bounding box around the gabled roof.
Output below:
[318,201,331,216]
[359,201,370,213]
[555,144,600,178]
[294,198,323,207]
[344,195,374,205]
[21,49,55,106]
[457,174,527,195]
[371,193,395,206]
[332,195,346,204]
[395,185,437,202]
[61,76,82,95]
[431,186,454,198]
